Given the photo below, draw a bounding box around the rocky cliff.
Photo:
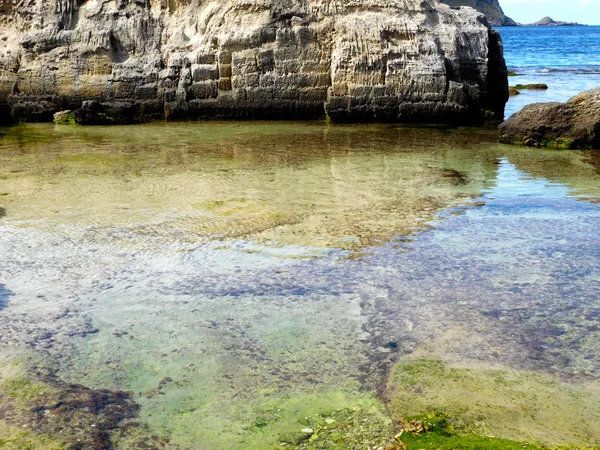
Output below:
[441,0,516,26]
[0,0,508,124]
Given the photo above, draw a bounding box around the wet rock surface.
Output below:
[0,0,508,123]
[499,88,600,149]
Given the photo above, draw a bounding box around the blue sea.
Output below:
[498,26,600,117]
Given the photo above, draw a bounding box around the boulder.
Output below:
[0,0,509,124]
[499,88,600,149]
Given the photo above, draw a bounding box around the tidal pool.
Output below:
[1,122,600,449]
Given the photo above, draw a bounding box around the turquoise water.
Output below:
[498,26,600,117]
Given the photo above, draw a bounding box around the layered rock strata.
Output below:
[0,0,508,124]
[499,88,600,149]
[441,0,516,26]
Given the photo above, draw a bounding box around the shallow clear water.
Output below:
[1,122,600,448]
[498,26,600,117]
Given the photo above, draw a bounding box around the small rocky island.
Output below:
[525,16,586,27]
[0,0,509,125]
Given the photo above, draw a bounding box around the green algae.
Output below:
[500,135,577,150]
[2,378,48,401]
[386,357,600,448]
[0,429,67,450]
[399,412,542,450]
[513,84,549,90]
[53,111,76,126]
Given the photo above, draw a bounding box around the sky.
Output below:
[500,0,600,25]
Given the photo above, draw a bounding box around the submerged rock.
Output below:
[0,0,508,124]
[499,88,600,149]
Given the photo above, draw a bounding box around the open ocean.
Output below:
[498,25,600,117]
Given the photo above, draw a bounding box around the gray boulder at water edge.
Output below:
[499,88,600,149]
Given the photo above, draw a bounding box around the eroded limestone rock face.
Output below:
[0,0,508,123]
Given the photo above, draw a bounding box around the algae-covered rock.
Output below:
[508,87,520,96]
[386,357,600,447]
[499,88,600,149]
[513,84,548,90]
[53,110,75,125]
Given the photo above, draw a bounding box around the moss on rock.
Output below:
[398,412,541,450]
[53,111,76,125]
[386,357,600,448]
